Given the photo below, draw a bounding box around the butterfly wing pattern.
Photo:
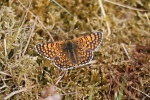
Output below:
[35,41,64,60]
[35,32,103,70]
[35,41,73,68]
[73,32,103,67]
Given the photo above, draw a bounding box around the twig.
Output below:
[55,70,66,85]
[121,43,130,59]
[0,83,7,90]
[4,88,27,100]
[0,71,11,76]
[4,85,35,100]
[131,86,150,98]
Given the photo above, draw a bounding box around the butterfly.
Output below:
[35,32,103,70]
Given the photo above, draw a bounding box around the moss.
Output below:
[0,0,149,100]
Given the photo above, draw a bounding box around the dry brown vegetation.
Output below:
[0,0,150,100]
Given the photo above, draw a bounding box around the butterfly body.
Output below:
[35,32,103,70]
[64,41,78,65]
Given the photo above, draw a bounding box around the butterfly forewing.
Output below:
[35,42,63,59]
[73,32,103,51]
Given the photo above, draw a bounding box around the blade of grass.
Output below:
[118,75,127,100]
[98,0,111,37]
[105,0,146,11]
[52,0,73,17]
[89,84,95,100]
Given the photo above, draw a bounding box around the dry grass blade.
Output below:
[131,86,150,98]
[17,0,54,41]
[98,0,111,37]
[105,0,147,11]
[4,86,35,100]
[22,18,37,56]
[52,0,73,17]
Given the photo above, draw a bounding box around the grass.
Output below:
[0,0,150,100]
[118,75,126,100]
[89,84,95,100]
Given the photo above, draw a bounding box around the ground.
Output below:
[0,0,150,100]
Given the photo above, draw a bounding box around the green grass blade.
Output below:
[118,75,127,100]
[89,84,95,100]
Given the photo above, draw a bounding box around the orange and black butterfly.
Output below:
[35,32,103,70]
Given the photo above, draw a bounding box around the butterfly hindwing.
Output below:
[76,48,93,66]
